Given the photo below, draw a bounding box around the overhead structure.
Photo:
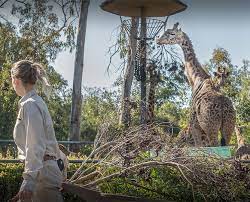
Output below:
[101,0,187,124]
[100,0,187,17]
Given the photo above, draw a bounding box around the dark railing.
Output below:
[0,139,94,145]
[0,159,99,164]
[0,139,94,163]
[1,140,249,164]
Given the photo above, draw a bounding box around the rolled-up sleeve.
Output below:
[20,102,46,192]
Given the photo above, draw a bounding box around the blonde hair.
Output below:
[11,60,52,98]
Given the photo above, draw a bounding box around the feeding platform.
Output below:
[188,146,233,158]
[100,0,187,17]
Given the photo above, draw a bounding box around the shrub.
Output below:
[0,163,23,201]
[99,166,197,201]
[0,163,85,202]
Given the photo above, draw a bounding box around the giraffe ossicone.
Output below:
[157,23,236,147]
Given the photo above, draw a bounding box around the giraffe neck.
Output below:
[180,33,210,89]
[147,71,158,124]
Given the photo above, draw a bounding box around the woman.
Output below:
[10,60,65,202]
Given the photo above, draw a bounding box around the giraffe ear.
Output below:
[173,22,179,30]
[213,72,219,77]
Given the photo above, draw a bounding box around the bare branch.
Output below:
[83,161,178,187]
[0,0,9,8]
[15,0,27,4]
[0,14,11,24]
[74,0,79,17]
[39,0,78,46]
[107,48,120,72]
[65,122,250,201]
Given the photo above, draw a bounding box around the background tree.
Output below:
[0,0,79,142]
[81,87,120,142]
[119,17,138,127]
[69,0,90,152]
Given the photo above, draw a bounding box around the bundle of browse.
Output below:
[66,123,250,201]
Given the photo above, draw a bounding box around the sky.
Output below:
[52,0,250,88]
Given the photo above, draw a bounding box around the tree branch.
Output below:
[0,0,9,8]
[0,14,11,23]
[39,0,78,45]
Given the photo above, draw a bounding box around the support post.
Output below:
[140,7,147,125]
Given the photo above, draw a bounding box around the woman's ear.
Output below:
[13,77,22,87]
[13,77,18,85]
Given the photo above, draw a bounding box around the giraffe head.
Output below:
[156,22,184,45]
[213,67,230,89]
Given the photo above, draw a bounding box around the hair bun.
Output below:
[29,65,38,84]
[31,63,46,80]
[11,60,44,85]
[11,60,52,98]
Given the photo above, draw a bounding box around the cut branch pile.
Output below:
[67,123,250,201]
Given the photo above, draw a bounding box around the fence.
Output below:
[1,140,249,164]
[0,139,94,163]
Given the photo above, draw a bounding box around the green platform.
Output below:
[188,146,233,158]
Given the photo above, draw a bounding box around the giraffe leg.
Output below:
[191,127,207,147]
[197,102,221,147]
[189,112,206,147]
[220,98,236,146]
[199,128,219,146]
[207,134,219,146]
[220,120,235,146]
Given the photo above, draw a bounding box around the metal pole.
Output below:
[140,7,147,125]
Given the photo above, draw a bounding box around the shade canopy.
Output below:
[100,0,187,17]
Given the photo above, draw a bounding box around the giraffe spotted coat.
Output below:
[157,23,236,146]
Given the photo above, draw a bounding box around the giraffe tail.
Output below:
[234,126,250,160]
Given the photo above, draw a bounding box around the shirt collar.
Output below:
[18,89,37,107]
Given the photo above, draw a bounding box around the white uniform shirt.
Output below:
[13,89,63,192]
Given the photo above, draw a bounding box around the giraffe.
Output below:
[146,63,161,124]
[213,67,230,90]
[157,23,236,147]
[120,97,137,127]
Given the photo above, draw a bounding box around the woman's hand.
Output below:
[10,190,33,202]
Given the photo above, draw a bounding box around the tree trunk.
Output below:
[69,0,89,152]
[119,17,138,127]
